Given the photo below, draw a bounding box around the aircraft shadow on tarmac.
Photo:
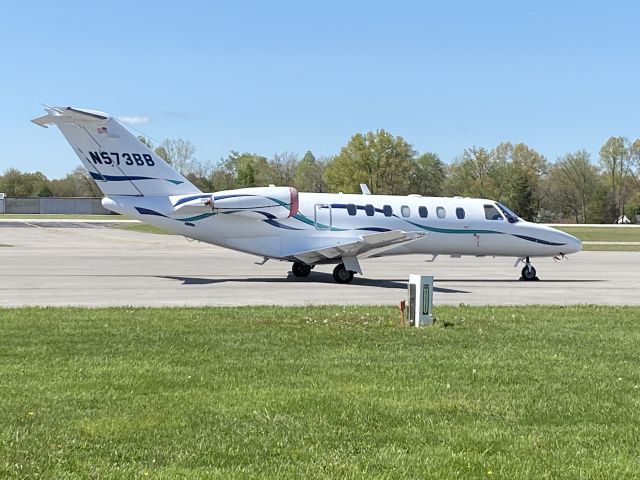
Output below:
[160,274,600,289]
[160,274,470,294]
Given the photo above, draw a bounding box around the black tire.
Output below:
[332,264,354,284]
[521,264,537,281]
[292,262,311,278]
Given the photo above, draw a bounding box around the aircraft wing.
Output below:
[284,230,425,265]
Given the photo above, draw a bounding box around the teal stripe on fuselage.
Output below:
[404,219,504,236]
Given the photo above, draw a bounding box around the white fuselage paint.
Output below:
[103,192,582,262]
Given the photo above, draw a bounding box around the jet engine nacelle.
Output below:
[171,186,299,220]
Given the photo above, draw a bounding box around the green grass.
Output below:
[112,223,173,235]
[0,214,123,219]
[581,243,640,252]
[0,244,13,247]
[1,306,639,479]
[556,226,640,242]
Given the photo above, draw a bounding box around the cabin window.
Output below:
[418,206,428,218]
[484,204,503,220]
[365,204,375,216]
[456,207,465,219]
[346,204,357,216]
[383,205,393,217]
[436,206,446,218]
[401,205,410,217]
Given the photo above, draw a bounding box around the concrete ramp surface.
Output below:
[0,225,637,307]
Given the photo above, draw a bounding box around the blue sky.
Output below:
[1,0,639,178]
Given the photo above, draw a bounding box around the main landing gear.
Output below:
[290,262,356,284]
[519,256,538,281]
[291,262,312,277]
[332,263,355,284]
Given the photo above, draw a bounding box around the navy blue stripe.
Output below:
[173,194,212,207]
[95,173,155,182]
[213,194,255,201]
[513,234,566,246]
[89,172,182,184]
[135,207,167,217]
[330,203,398,218]
[356,227,392,232]
[264,219,303,230]
[330,203,387,214]
[255,211,277,220]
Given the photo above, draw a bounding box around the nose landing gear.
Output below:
[519,256,539,281]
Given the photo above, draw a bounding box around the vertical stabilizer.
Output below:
[32,106,201,196]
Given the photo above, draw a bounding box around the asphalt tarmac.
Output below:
[1,224,638,307]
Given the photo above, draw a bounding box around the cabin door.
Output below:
[314,203,332,230]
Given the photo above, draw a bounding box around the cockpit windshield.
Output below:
[484,204,503,220]
[496,203,520,223]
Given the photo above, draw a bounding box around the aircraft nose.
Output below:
[562,232,582,254]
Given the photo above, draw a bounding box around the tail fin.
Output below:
[32,106,201,196]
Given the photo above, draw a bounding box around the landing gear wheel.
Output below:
[520,262,538,281]
[332,263,355,284]
[292,262,312,278]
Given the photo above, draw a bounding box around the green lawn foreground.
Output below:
[1,306,639,479]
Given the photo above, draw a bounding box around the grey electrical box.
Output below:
[407,274,434,326]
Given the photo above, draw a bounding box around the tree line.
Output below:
[2,132,640,223]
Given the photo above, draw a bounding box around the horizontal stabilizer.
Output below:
[32,106,109,128]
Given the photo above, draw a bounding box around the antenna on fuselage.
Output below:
[360,184,371,195]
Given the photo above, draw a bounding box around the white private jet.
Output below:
[33,106,582,283]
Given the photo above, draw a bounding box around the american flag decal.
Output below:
[97,126,108,134]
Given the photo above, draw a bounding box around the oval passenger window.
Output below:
[365,204,375,216]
